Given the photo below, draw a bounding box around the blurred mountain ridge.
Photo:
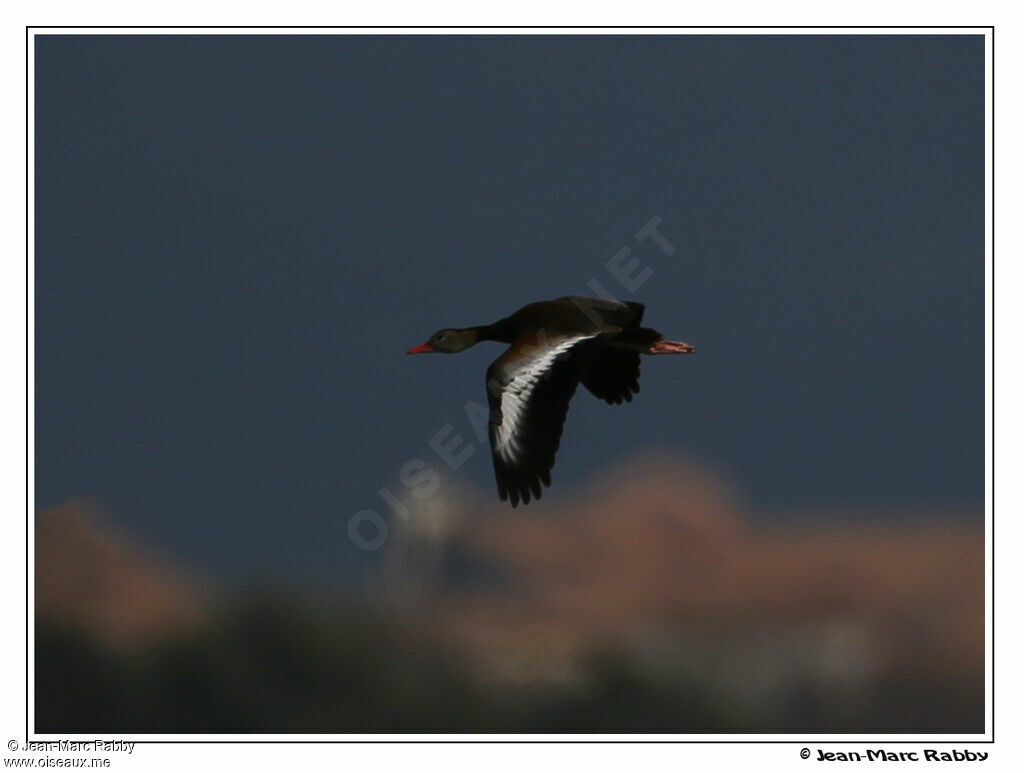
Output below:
[35,454,984,732]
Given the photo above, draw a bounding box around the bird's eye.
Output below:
[436,333,446,342]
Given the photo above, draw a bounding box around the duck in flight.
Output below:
[407,296,695,507]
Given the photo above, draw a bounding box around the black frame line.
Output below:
[24,24,995,745]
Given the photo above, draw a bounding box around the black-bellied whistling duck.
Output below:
[407,296,695,507]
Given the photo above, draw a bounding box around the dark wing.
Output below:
[486,334,602,507]
[554,296,646,329]
[582,348,642,404]
[581,326,665,404]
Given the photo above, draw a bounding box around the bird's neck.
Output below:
[473,319,516,344]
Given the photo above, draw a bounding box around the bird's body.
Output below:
[408,296,695,506]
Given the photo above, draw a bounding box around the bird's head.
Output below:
[407,328,479,354]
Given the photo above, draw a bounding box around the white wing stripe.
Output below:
[493,334,595,461]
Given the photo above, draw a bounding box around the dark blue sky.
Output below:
[34,34,984,586]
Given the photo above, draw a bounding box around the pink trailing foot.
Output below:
[647,339,696,354]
